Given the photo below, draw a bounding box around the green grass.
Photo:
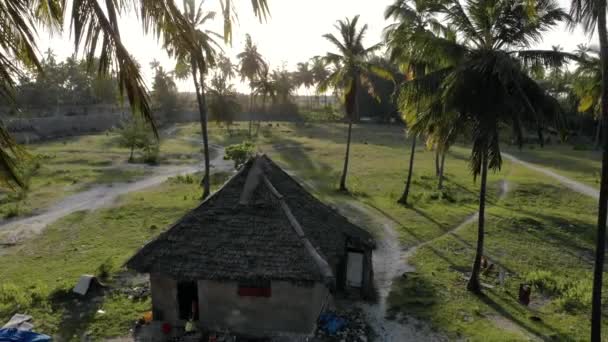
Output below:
[0,172,230,340]
[0,127,210,219]
[504,143,602,188]
[0,121,604,340]
[388,163,603,341]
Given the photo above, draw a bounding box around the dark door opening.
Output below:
[177,281,198,320]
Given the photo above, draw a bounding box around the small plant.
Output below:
[96,258,115,281]
[525,270,564,295]
[143,144,160,165]
[556,280,592,313]
[224,141,255,168]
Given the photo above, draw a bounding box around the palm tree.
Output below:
[166,0,222,199]
[208,74,240,134]
[295,62,315,109]
[571,48,602,146]
[272,67,296,105]
[0,0,269,189]
[237,34,267,136]
[311,57,330,107]
[402,0,570,293]
[252,64,276,112]
[570,0,608,339]
[319,15,390,192]
[216,54,238,80]
[384,0,449,205]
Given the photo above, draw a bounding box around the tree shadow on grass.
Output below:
[50,286,106,340]
[477,290,573,341]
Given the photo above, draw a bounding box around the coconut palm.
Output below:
[572,48,602,146]
[272,68,296,105]
[0,0,269,189]
[166,0,222,200]
[295,62,315,109]
[319,15,391,192]
[311,56,330,107]
[384,0,450,204]
[208,74,240,134]
[216,54,238,80]
[252,63,277,112]
[237,34,267,136]
[402,0,570,293]
[569,0,608,339]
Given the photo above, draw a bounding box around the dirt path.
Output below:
[502,152,599,199]
[335,200,446,342]
[0,145,232,245]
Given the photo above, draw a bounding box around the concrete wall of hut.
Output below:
[150,274,179,323]
[198,280,329,336]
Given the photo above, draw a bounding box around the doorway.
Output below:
[177,281,199,320]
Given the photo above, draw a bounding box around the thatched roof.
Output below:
[126,155,375,284]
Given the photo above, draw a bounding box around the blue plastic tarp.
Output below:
[0,328,51,342]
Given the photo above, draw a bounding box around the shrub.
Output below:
[0,283,32,316]
[4,204,20,219]
[556,280,592,313]
[224,141,255,168]
[525,271,592,313]
[96,258,115,281]
[525,270,565,295]
[143,144,160,165]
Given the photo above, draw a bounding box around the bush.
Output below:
[142,144,160,165]
[525,270,565,295]
[96,258,115,281]
[0,283,32,316]
[525,271,592,313]
[224,141,255,168]
[556,280,592,313]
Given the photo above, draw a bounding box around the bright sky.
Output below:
[39,0,592,93]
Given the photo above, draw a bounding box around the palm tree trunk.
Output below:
[191,59,211,199]
[467,147,488,294]
[591,3,608,340]
[339,119,353,192]
[398,134,416,205]
[249,85,254,138]
[435,148,440,176]
[595,118,602,149]
[339,76,359,192]
[129,145,134,162]
[438,150,446,190]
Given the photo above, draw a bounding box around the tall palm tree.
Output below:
[272,67,296,104]
[237,34,267,136]
[570,0,608,339]
[571,48,603,146]
[311,56,330,107]
[295,61,315,109]
[0,0,269,189]
[319,15,390,192]
[384,0,449,205]
[252,63,276,112]
[166,0,222,199]
[403,0,570,293]
[208,73,240,134]
[216,54,237,80]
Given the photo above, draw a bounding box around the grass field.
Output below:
[0,121,604,340]
[504,143,602,188]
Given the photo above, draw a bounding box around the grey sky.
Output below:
[38,0,592,93]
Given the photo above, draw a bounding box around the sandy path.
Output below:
[335,200,446,342]
[0,145,232,244]
[502,152,599,199]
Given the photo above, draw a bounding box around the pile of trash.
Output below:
[115,284,150,300]
[315,308,371,342]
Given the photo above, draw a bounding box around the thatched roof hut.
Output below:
[126,155,375,337]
